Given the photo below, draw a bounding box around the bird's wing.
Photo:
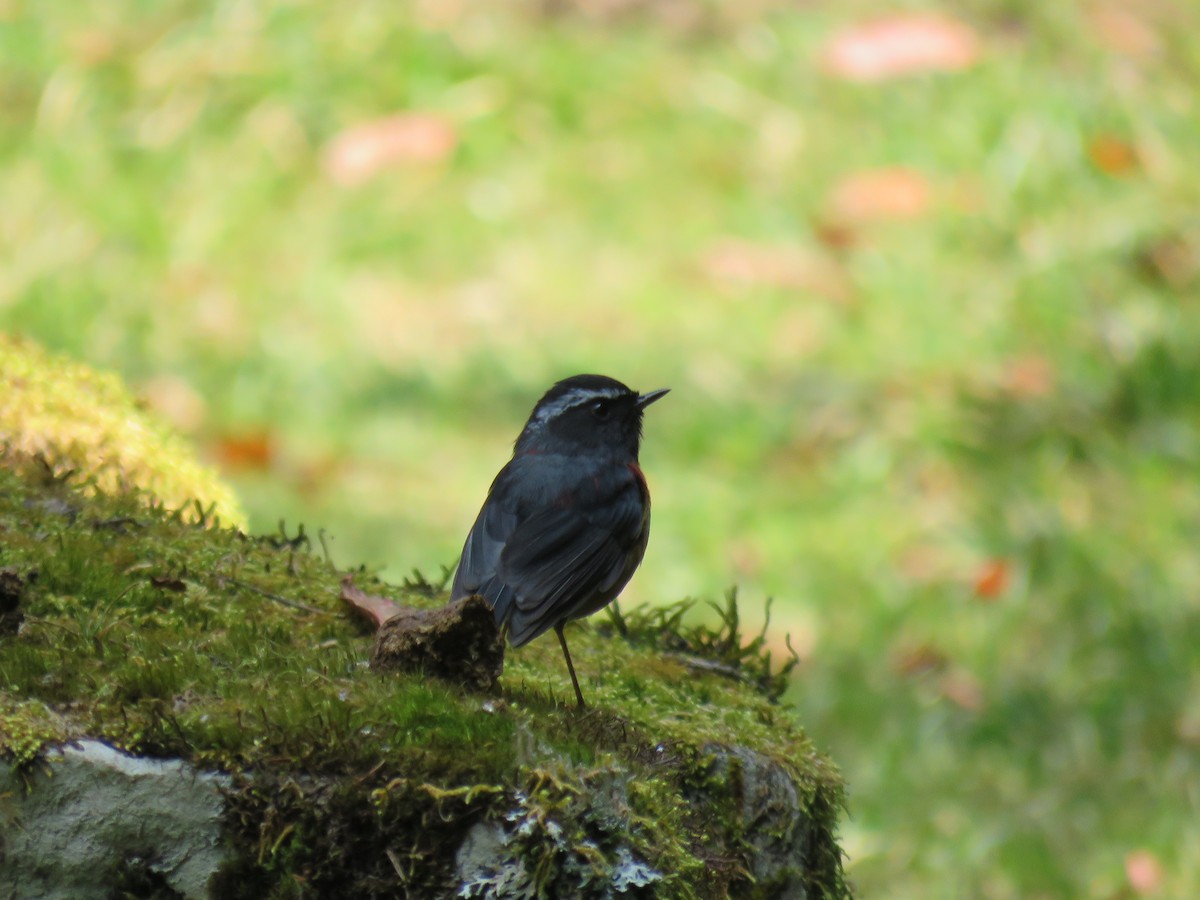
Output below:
[449,472,520,604]
[495,482,646,647]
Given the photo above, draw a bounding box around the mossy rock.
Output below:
[0,457,847,899]
[0,332,245,529]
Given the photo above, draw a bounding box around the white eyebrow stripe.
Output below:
[532,386,625,425]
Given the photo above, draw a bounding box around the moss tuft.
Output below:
[0,333,245,528]
[604,589,801,702]
[0,696,68,768]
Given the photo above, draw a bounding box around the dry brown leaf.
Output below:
[0,568,28,636]
[340,575,404,629]
[1088,6,1162,58]
[828,167,932,222]
[701,239,813,287]
[700,238,853,302]
[821,15,980,82]
[972,558,1010,601]
[1000,355,1055,399]
[324,113,457,186]
[812,220,859,252]
[1088,134,1140,177]
[212,432,274,471]
[150,574,188,593]
[1125,849,1164,894]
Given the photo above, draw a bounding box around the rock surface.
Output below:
[0,741,230,900]
[708,744,814,899]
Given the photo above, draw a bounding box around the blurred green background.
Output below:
[3,0,1199,895]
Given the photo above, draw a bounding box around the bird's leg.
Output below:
[554,623,586,708]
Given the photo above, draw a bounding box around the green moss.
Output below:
[0,333,245,528]
[0,455,846,897]
[0,696,68,767]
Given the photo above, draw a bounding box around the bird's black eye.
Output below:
[591,399,611,419]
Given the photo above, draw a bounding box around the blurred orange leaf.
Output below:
[1125,849,1164,894]
[213,432,275,471]
[828,167,932,223]
[972,558,1010,600]
[1000,355,1055,399]
[699,238,852,302]
[324,113,457,186]
[1088,134,1139,177]
[821,15,980,82]
[1088,6,1161,58]
[702,239,807,288]
[813,220,859,252]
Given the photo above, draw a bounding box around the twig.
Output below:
[226,577,326,615]
[385,848,405,879]
[664,653,747,683]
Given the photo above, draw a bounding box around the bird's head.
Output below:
[515,374,668,459]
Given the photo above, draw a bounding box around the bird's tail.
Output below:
[480,577,517,643]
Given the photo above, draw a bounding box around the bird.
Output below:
[449,374,668,708]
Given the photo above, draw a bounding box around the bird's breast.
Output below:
[625,461,649,500]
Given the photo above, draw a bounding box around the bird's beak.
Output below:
[636,388,669,409]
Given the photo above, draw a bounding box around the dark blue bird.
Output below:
[449,374,668,707]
